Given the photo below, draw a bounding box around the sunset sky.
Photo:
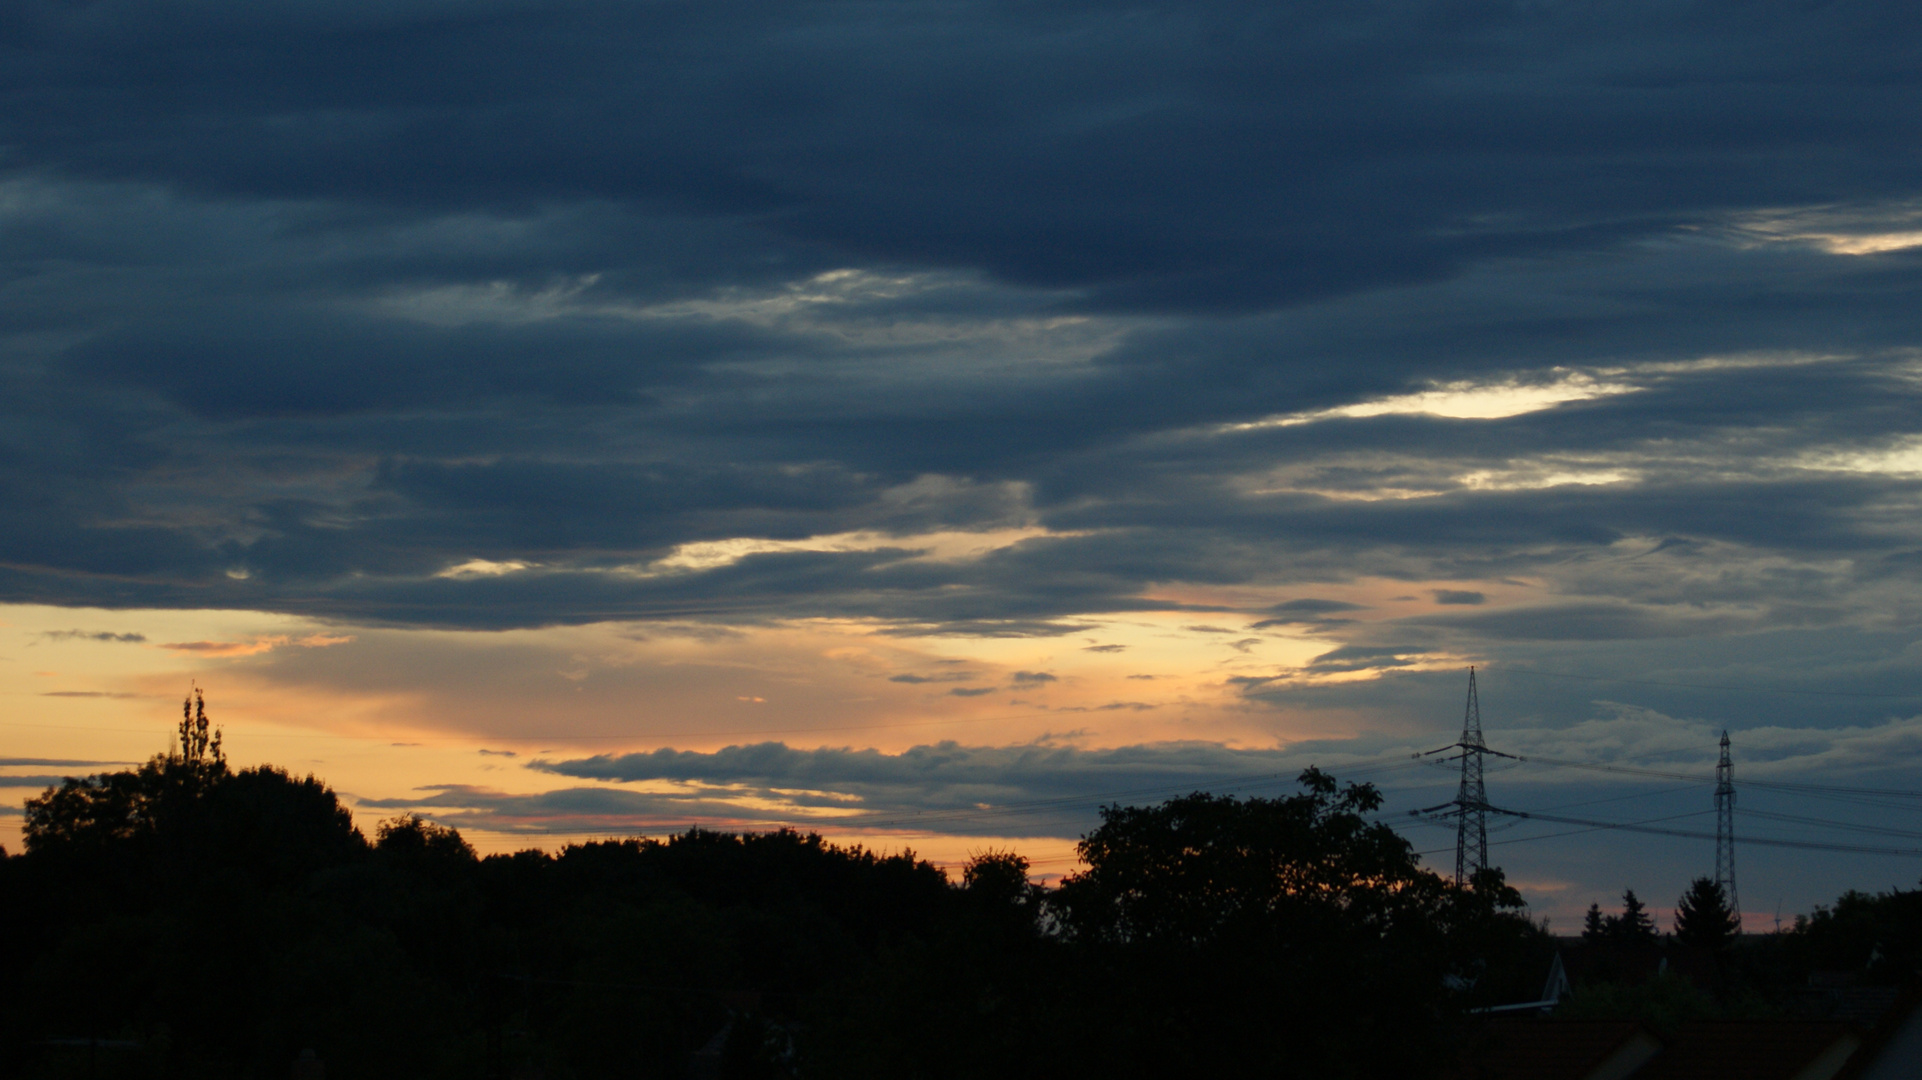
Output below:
[8,0,1922,930]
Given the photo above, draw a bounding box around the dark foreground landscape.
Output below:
[7,705,1922,1079]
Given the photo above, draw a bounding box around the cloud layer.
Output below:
[363,737,1430,840]
[8,0,1922,917]
[4,1,1921,643]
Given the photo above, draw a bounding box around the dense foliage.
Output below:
[1047,771,1538,1077]
[0,706,1607,1078]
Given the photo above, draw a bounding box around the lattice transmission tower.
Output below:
[1453,667,1491,886]
[1715,729,1739,922]
[1412,667,1513,886]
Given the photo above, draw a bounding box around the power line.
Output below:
[1414,810,1716,858]
[1517,754,1922,801]
[1487,806,1922,859]
[1742,808,1922,842]
[1525,781,1711,815]
[1747,785,1922,814]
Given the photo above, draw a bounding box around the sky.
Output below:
[7,0,1922,930]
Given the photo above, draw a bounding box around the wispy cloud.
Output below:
[39,690,143,699]
[39,630,146,643]
[159,634,355,657]
[0,758,136,768]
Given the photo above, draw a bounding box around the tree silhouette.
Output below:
[1052,768,1451,947]
[1583,902,1610,942]
[10,708,1669,1080]
[174,683,224,775]
[376,812,476,863]
[24,687,232,854]
[962,848,1042,936]
[1617,889,1658,944]
[962,848,1031,898]
[1045,770,1531,1077]
[1674,877,1740,949]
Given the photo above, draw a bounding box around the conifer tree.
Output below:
[1617,889,1657,944]
[1674,877,1740,949]
[1582,903,1608,942]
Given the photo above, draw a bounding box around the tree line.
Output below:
[3,694,1916,1078]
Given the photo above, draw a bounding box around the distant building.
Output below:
[1452,995,1922,1080]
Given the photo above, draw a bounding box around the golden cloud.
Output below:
[158,633,355,657]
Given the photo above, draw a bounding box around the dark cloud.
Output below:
[354,784,773,837]
[1271,599,1367,615]
[12,1,1922,310]
[947,687,996,697]
[515,739,1413,837]
[1412,604,1753,643]
[1010,671,1057,684]
[1235,631,1922,735]
[2,0,1922,746]
[1252,598,1368,630]
[0,775,68,789]
[39,630,146,643]
[1307,646,1431,673]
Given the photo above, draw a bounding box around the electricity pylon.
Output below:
[1413,667,1514,886]
[1715,729,1739,923]
[1453,667,1491,886]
